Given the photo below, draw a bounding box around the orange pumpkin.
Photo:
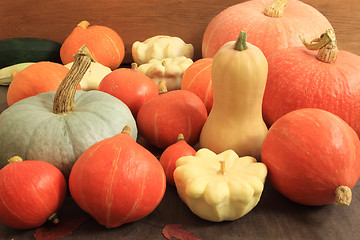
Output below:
[181,58,213,113]
[60,20,125,70]
[7,62,73,106]
[202,0,332,58]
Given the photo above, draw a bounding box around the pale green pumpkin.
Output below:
[0,46,137,177]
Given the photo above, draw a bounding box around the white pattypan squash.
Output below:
[132,35,194,65]
[133,56,193,91]
[65,61,112,90]
[174,148,267,222]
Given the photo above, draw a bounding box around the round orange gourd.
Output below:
[181,58,213,113]
[7,62,73,106]
[202,0,332,58]
[60,20,125,70]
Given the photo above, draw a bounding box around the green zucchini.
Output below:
[0,38,62,68]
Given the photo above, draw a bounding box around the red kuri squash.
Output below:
[202,0,332,58]
[261,108,360,206]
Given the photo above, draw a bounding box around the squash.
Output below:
[7,61,74,106]
[174,148,267,222]
[261,108,360,206]
[65,61,111,90]
[69,125,166,228]
[0,62,35,86]
[159,134,196,186]
[60,20,125,70]
[137,81,207,149]
[200,31,268,160]
[0,45,137,177]
[181,58,213,113]
[202,0,332,58]
[262,29,360,136]
[98,65,159,118]
[132,35,194,65]
[0,156,67,229]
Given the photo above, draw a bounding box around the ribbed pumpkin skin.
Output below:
[69,131,166,228]
[262,47,360,136]
[7,62,72,106]
[0,90,137,177]
[202,0,332,58]
[60,23,125,70]
[181,58,213,113]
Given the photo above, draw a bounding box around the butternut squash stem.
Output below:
[264,0,288,18]
[53,45,94,114]
[234,31,248,51]
[300,28,338,63]
[335,186,352,206]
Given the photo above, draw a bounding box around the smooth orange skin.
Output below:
[181,58,213,113]
[69,132,166,228]
[7,62,75,106]
[0,160,67,229]
[261,108,360,206]
[98,68,159,118]
[60,23,125,70]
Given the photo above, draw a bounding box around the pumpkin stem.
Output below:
[8,156,23,163]
[77,20,90,29]
[48,212,59,224]
[264,0,288,18]
[335,186,352,206]
[300,28,338,63]
[53,45,94,114]
[217,160,226,175]
[158,80,168,94]
[234,31,248,51]
[122,125,132,135]
[131,62,138,70]
[11,70,19,80]
[177,134,185,141]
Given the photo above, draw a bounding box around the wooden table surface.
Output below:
[1,0,360,239]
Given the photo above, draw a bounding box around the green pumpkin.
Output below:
[0,46,137,177]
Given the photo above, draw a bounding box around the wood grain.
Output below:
[0,0,359,63]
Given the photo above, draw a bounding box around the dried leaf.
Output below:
[34,217,88,240]
[162,224,202,240]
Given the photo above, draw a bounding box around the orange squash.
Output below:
[60,20,125,70]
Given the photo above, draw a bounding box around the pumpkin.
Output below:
[200,31,268,160]
[181,58,213,113]
[0,156,67,229]
[159,134,196,186]
[262,29,360,136]
[69,126,166,228]
[137,81,208,149]
[60,20,125,70]
[98,65,159,118]
[261,108,360,206]
[0,46,137,177]
[174,148,267,222]
[7,61,73,106]
[202,0,332,58]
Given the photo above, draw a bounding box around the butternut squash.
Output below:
[199,31,268,160]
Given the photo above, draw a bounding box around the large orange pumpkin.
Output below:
[60,20,125,70]
[202,0,332,58]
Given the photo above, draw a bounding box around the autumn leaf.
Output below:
[162,224,202,240]
[34,217,89,240]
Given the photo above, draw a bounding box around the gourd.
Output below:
[7,61,72,106]
[65,61,111,90]
[0,46,137,177]
[0,62,34,86]
[174,148,267,222]
[60,20,125,70]
[202,0,332,58]
[0,156,67,229]
[181,58,213,113]
[137,81,207,149]
[200,31,268,160]
[133,56,193,91]
[262,29,360,136]
[261,108,360,206]
[98,65,159,118]
[132,35,194,65]
[69,126,166,228]
[159,134,196,185]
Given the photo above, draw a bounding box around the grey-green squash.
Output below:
[0,45,137,177]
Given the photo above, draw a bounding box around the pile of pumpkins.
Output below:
[1,0,360,231]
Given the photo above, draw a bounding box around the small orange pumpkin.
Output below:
[60,20,125,70]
